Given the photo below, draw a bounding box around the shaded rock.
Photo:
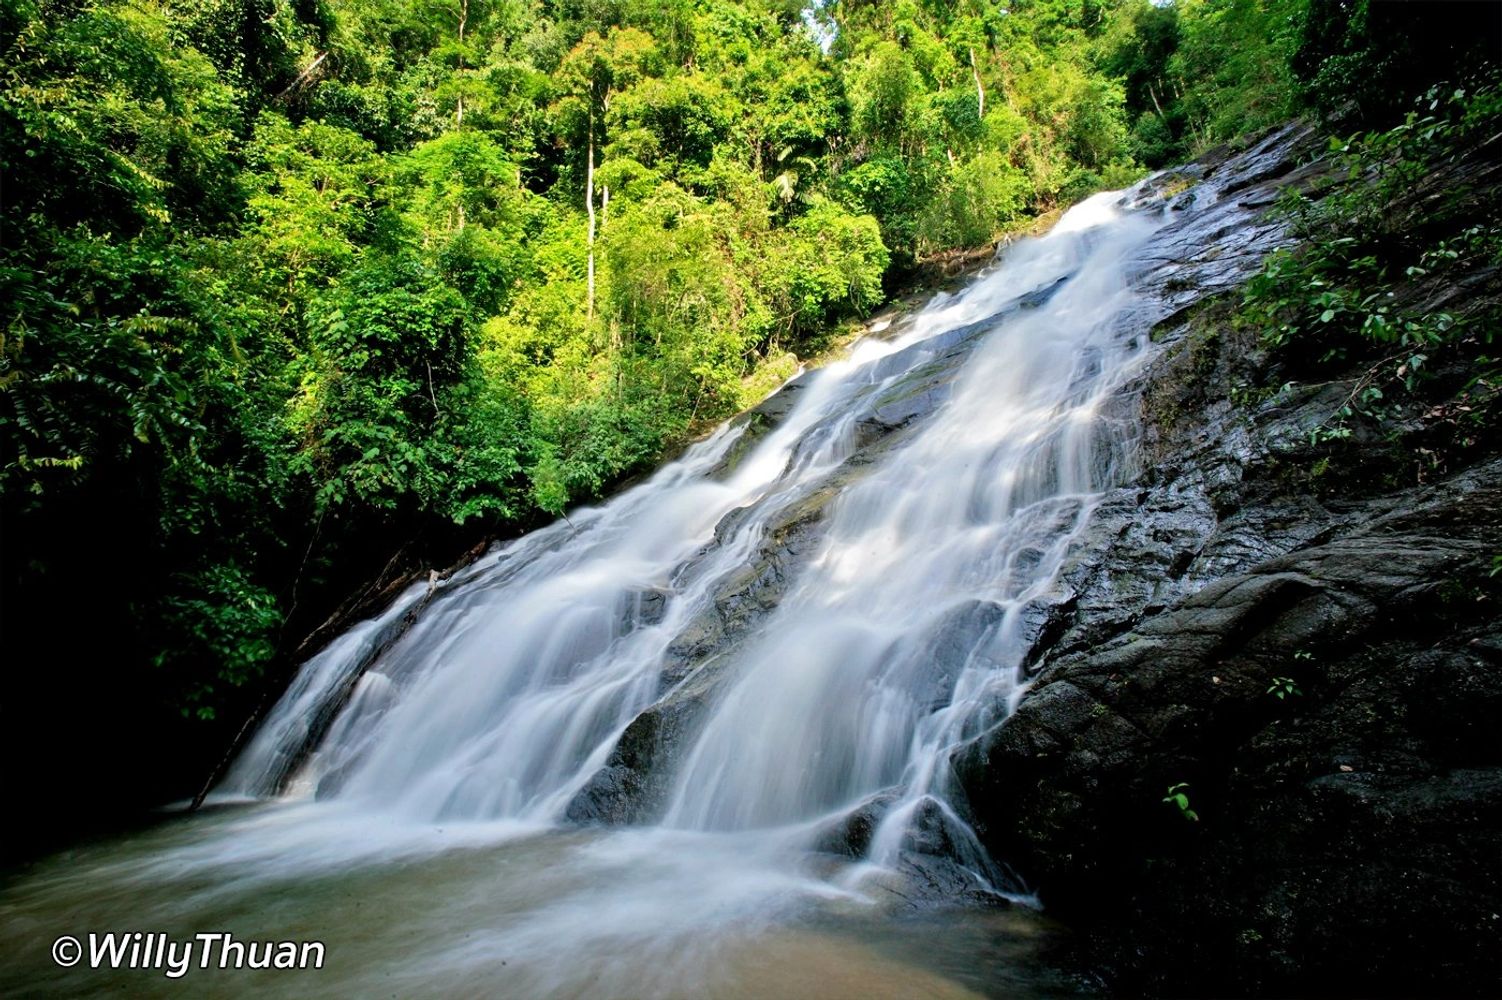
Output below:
[888,850,1008,907]
[566,650,740,825]
[907,600,1009,709]
[619,586,670,630]
[809,789,899,858]
[661,481,843,684]
[957,467,1502,997]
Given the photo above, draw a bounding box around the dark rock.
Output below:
[809,789,899,857]
[956,433,1502,995]
[566,650,740,825]
[888,850,1008,906]
[908,600,1008,709]
[619,586,670,629]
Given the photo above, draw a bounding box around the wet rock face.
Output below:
[565,648,738,824]
[949,126,1502,994]
[955,471,1502,996]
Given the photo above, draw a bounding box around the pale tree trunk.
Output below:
[970,48,985,120]
[603,185,617,350]
[586,111,596,324]
[455,0,468,128]
[1148,79,1167,119]
[454,0,468,218]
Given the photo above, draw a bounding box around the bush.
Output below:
[774,202,890,333]
[153,562,282,721]
[917,152,1031,252]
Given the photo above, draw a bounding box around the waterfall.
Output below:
[218,140,1286,892]
[0,130,1315,1000]
[658,200,1153,855]
[220,185,1153,889]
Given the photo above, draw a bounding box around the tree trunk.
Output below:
[455,0,468,128]
[970,48,986,120]
[586,111,596,324]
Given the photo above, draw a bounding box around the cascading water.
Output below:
[0,129,1305,999]
[221,188,1156,870]
[660,202,1154,856]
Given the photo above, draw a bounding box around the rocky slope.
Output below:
[951,146,1502,993]
[956,442,1502,995]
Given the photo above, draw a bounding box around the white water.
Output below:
[214,185,1168,881]
[660,201,1155,860]
[3,170,1274,997]
[226,190,1150,836]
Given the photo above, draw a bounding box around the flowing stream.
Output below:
[0,145,1294,996]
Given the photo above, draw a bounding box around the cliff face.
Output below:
[954,131,1502,994]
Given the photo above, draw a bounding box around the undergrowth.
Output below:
[1239,79,1502,469]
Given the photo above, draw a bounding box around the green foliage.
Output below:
[1171,0,1303,147]
[291,250,469,512]
[154,562,282,720]
[1066,76,1131,168]
[850,42,918,149]
[777,202,890,333]
[242,114,386,296]
[1294,0,1502,127]
[1164,782,1200,822]
[918,152,1030,253]
[1244,88,1501,332]
[1267,676,1301,700]
[1239,81,1502,459]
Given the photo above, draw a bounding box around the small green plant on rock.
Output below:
[1267,675,1302,700]
[1164,782,1200,822]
